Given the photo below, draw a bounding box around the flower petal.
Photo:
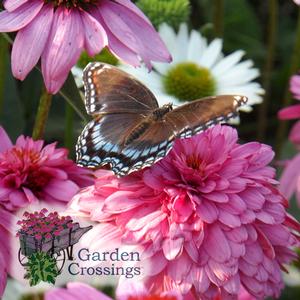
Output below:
[42,8,84,92]
[4,0,28,12]
[279,153,300,201]
[0,0,43,32]
[0,127,13,152]
[81,11,107,57]
[278,104,300,120]
[99,0,171,68]
[44,179,79,201]
[11,4,53,80]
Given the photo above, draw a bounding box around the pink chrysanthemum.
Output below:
[0,126,93,211]
[45,281,182,300]
[70,125,300,300]
[0,0,171,94]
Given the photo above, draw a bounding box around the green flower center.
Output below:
[163,62,216,102]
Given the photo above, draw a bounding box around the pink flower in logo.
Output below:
[0,0,171,94]
[70,125,300,299]
[0,127,93,211]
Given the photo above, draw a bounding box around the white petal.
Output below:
[198,38,223,68]
[211,50,245,76]
[172,23,189,63]
[187,30,207,62]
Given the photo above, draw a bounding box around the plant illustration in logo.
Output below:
[24,251,58,286]
[17,209,92,286]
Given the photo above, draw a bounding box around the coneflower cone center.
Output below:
[163,62,216,102]
[45,0,99,9]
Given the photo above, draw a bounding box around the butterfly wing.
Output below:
[83,62,159,115]
[109,95,247,175]
[165,95,248,138]
[76,113,146,168]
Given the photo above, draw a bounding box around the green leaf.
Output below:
[24,252,59,286]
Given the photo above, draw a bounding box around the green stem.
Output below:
[213,0,224,37]
[257,0,278,141]
[32,89,52,140]
[1,32,87,122]
[0,35,8,114]
[275,7,300,156]
[64,102,74,150]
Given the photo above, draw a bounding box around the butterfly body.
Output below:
[76,62,247,176]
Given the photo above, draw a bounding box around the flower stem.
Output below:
[213,0,224,37]
[64,102,74,150]
[257,0,278,141]
[32,89,52,140]
[275,7,300,156]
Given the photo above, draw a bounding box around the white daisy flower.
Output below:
[121,23,264,119]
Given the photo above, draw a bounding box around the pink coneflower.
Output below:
[70,125,300,299]
[0,126,93,211]
[0,0,171,94]
[278,72,300,205]
[278,73,300,145]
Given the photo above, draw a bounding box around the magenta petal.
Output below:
[0,0,43,32]
[204,224,231,262]
[162,237,184,260]
[42,70,69,94]
[279,153,300,201]
[81,11,107,56]
[44,179,79,201]
[278,104,300,120]
[0,127,13,153]
[12,4,53,80]
[103,191,143,213]
[289,120,300,145]
[4,0,28,11]
[114,0,151,24]
[42,8,84,91]
[99,0,171,68]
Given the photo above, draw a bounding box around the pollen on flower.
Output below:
[186,154,202,170]
[163,62,216,102]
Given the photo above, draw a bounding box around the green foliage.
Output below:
[77,48,119,69]
[136,0,190,30]
[24,252,58,286]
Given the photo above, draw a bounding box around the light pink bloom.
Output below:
[70,125,300,299]
[0,0,171,94]
[0,126,93,211]
[294,0,300,5]
[45,281,182,300]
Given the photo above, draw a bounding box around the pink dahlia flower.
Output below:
[0,126,93,211]
[0,0,171,94]
[45,281,182,300]
[70,125,300,299]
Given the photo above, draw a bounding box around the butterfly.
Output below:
[76,62,247,176]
